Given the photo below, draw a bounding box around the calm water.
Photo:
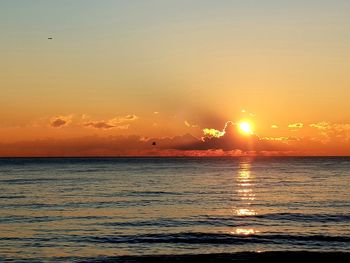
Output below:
[0,157,349,261]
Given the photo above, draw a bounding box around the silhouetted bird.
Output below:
[48,37,53,40]
[152,142,156,146]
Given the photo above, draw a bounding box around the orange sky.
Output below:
[1,1,349,156]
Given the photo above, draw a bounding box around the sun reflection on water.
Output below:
[235,161,256,216]
[236,208,257,216]
[231,228,260,235]
[231,160,259,236]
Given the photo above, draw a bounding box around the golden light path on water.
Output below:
[231,160,259,236]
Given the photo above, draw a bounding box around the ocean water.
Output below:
[0,157,349,261]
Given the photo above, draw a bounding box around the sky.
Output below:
[1,0,350,156]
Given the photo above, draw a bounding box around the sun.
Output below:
[239,121,253,135]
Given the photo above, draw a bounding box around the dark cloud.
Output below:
[182,121,260,151]
[83,114,138,129]
[50,118,68,128]
[0,134,199,157]
[84,121,114,129]
[2,121,349,156]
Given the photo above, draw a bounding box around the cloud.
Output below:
[3,119,350,157]
[288,122,303,129]
[186,121,335,154]
[202,128,224,138]
[50,115,72,128]
[333,123,350,136]
[185,121,261,151]
[241,109,255,117]
[117,124,130,130]
[309,121,330,130]
[84,121,114,129]
[201,121,235,138]
[271,124,278,129]
[84,114,138,130]
[261,137,292,141]
[122,114,138,121]
[184,120,199,128]
[1,125,349,156]
[0,134,199,157]
[309,121,350,133]
[51,119,66,128]
[309,122,350,142]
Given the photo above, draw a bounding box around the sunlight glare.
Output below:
[239,122,253,135]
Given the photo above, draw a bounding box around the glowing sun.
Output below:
[239,121,253,135]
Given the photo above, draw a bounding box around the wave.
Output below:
[1,212,348,225]
[2,232,348,247]
[85,232,350,245]
[256,213,350,222]
[203,213,350,223]
[119,191,184,197]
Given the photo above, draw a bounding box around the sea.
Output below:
[0,157,349,261]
